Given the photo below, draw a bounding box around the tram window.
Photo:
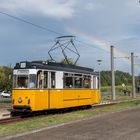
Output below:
[51,72,55,88]
[83,76,91,88]
[75,74,82,77]
[17,75,28,88]
[74,77,82,88]
[29,74,36,88]
[64,77,73,88]
[13,75,17,88]
[64,73,74,88]
[44,71,48,88]
[37,71,43,88]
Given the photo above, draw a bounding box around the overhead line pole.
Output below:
[97,60,102,91]
[131,52,136,98]
[111,46,116,100]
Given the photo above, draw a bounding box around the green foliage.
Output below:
[0,66,12,91]
[100,71,112,86]
[100,70,132,86]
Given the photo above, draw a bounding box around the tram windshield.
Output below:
[13,74,36,89]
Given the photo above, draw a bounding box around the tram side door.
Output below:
[48,72,56,109]
[36,70,49,110]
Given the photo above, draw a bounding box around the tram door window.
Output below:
[37,70,44,88]
[51,72,55,88]
[83,75,91,88]
[44,71,48,88]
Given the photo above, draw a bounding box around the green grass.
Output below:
[101,85,132,93]
[0,103,11,108]
[1,100,140,137]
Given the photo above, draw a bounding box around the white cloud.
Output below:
[0,0,76,19]
[1,0,140,74]
[70,0,140,42]
[83,2,104,11]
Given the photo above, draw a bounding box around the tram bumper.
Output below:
[12,105,32,113]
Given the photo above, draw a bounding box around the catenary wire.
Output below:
[0,11,63,36]
[0,11,110,54]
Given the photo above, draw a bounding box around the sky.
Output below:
[0,0,140,75]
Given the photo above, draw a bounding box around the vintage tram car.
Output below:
[12,61,100,113]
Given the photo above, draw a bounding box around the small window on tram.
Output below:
[37,70,43,88]
[64,73,74,88]
[83,75,91,88]
[44,71,48,88]
[29,74,36,88]
[51,72,55,88]
[17,75,29,88]
[13,75,17,88]
[74,74,82,88]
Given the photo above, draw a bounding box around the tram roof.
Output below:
[14,61,99,75]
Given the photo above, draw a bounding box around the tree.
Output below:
[100,70,132,86]
[0,66,13,91]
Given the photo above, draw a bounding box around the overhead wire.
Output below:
[0,11,63,36]
[75,39,110,54]
[0,11,110,54]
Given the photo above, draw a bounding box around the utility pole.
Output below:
[131,52,136,98]
[97,59,102,91]
[111,46,116,100]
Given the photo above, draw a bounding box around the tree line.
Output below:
[0,66,140,91]
[101,70,140,87]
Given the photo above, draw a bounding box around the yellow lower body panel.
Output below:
[12,89,100,112]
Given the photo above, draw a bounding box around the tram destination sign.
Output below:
[17,70,29,75]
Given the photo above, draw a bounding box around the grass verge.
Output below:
[0,103,11,108]
[1,100,140,137]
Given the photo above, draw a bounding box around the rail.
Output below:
[0,102,118,125]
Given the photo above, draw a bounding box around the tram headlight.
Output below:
[18,98,22,103]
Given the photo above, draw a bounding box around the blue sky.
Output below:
[0,0,140,74]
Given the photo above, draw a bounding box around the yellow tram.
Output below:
[12,61,100,113]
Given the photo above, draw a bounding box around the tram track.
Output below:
[0,102,118,125]
[0,114,45,125]
[0,116,24,125]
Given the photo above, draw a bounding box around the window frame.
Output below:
[63,72,92,89]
